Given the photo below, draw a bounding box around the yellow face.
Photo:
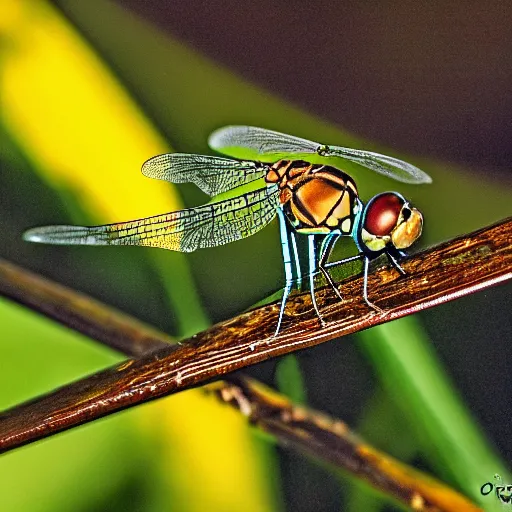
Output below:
[391,207,423,249]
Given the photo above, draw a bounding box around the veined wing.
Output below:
[23,186,279,253]
[209,125,432,184]
[142,153,267,196]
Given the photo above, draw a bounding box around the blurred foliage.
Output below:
[275,355,307,406]
[0,0,510,511]
[0,2,277,511]
[359,319,509,508]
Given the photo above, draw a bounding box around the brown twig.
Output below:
[0,221,511,510]
[0,217,510,454]
[0,220,504,510]
[0,257,170,356]
[214,377,483,512]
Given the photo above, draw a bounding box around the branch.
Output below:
[214,377,482,512]
[1,217,503,510]
[0,218,509,454]
[0,256,170,356]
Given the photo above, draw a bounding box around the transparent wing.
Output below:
[142,153,267,196]
[23,186,279,253]
[209,125,432,184]
[209,125,319,156]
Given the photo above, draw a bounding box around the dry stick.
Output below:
[0,267,484,511]
[0,258,171,357]
[0,271,483,512]
[216,377,483,512]
[0,219,510,508]
[0,218,510,445]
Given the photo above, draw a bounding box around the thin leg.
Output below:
[325,253,364,304]
[308,235,325,327]
[275,209,295,336]
[387,251,406,275]
[324,253,361,269]
[275,280,292,337]
[363,256,383,313]
[290,230,302,289]
[318,233,344,301]
[318,232,338,262]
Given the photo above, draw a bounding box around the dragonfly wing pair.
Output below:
[24,126,432,254]
[24,153,279,252]
[24,186,279,252]
[209,125,432,185]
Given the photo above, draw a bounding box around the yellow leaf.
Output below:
[0,2,276,510]
[1,0,180,220]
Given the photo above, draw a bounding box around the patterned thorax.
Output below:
[265,160,359,235]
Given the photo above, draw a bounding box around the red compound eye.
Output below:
[364,193,404,236]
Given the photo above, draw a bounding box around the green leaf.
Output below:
[358,317,510,510]
[275,355,307,405]
[0,298,147,512]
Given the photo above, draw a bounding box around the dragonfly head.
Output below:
[360,192,423,253]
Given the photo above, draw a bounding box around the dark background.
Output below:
[112,2,512,507]
[2,2,510,510]
[122,0,512,178]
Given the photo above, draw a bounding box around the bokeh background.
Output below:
[0,1,510,511]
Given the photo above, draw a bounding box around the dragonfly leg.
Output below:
[363,256,384,314]
[274,209,296,337]
[318,232,336,262]
[318,233,344,301]
[275,279,293,337]
[308,235,326,327]
[290,230,302,289]
[324,253,362,270]
[387,250,406,276]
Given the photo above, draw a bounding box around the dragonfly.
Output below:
[23,126,431,336]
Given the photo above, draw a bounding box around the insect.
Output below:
[23,126,431,335]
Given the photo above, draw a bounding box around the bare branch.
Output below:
[0,218,509,455]
[1,217,504,510]
[0,258,169,356]
[214,377,483,512]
